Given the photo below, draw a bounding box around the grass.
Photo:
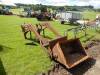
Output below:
[0,11,100,75]
[83,10,100,20]
[0,15,51,75]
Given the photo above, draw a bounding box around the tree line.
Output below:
[14,3,100,12]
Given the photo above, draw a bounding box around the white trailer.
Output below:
[57,11,82,24]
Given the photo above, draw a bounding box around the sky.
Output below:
[0,0,100,8]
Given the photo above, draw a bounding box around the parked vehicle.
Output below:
[0,7,13,15]
[56,11,82,24]
[36,12,52,21]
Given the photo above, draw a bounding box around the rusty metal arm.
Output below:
[41,22,62,37]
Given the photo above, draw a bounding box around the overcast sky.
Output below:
[0,0,100,8]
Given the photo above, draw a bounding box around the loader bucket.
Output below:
[49,38,89,69]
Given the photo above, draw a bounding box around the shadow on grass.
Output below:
[0,58,6,75]
[0,45,12,52]
[43,36,53,40]
[79,34,89,39]
[62,23,80,26]
[67,58,96,75]
[25,36,52,46]
[82,35,95,43]
[26,38,36,41]
[25,42,38,46]
[96,30,100,33]
[25,38,38,46]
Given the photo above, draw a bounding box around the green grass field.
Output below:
[83,10,100,20]
[0,11,100,75]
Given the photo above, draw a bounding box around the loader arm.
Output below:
[41,22,62,37]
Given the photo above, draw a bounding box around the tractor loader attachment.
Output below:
[49,38,89,69]
[21,23,89,69]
